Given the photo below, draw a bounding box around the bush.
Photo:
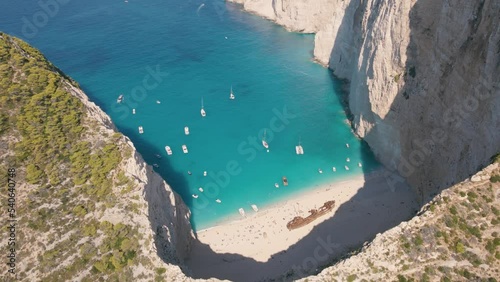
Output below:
[490,175,500,183]
[347,274,357,282]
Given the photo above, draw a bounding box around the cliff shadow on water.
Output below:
[118,126,194,266]
[181,49,418,282]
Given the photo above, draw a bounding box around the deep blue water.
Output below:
[0,0,379,230]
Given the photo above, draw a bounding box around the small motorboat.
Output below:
[346,158,350,162]
[274,183,279,188]
[201,97,206,117]
[132,108,136,114]
[239,208,245,217]
[117,94,124,103]
[229,85,235,100]
[358,162,362,167]
[346,143,350,148]
[192,194,198,199]
[295,145,304,155]
[282,176,288,186]
[215,199,222,203]
[155,154,161,159]
[318,168,323,174]
[156,100,161,104]
[165,146,172,155]
[153,163,159,168]
[203,171,207,176]
[251,204,258,212]
[138,126,144,134]
[295,137,304,155]
[184,126,190,135]
[182,145,188,154]
[332,167,336,172]
[345,165,350,171]
[198,187,204,192]
[262,130,269,149]
[187,171,192,175]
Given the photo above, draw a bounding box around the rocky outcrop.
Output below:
[228,0,500,201]
[0,31,194,279]
[298,162,500,281]
[64,82,194,277]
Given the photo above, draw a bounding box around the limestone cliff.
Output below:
[228,0,500,201]
[0,33,193,281]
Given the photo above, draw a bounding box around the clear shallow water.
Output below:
[1,0,379,230]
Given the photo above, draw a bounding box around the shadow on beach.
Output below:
[184,168,417,281]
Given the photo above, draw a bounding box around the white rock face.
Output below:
[228,0,500,201]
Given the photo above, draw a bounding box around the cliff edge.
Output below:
[0,33,193,281]
[228,0,500,201]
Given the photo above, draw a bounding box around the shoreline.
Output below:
[187,168,418,281]
[195,169,381,233]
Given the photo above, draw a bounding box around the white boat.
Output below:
[198,187,204,192]
[229,85,235,100]
[346,143,350,148]
[262,130,269,149]
[201,97,206,117]
[358,162,362,167]
[346,158,350,162]
[274,183,279,188]
[192,194,198,199]
[165,146,172,155]
[153,163,159,168]
[203,171,207,176]
[345,165,350,171]
[156,100,161,104]
[318,168,323,174]
[155,154,162,159]
[117,94,124,103]
[295,137,304,155]
[238,208,245,217]
[215,199,222,203]
[332,167,336,172]
[251,204,258,212]
[184,126,190,135]
[138,126,144,134]
[182,145,188,154]
[132,108,136,114]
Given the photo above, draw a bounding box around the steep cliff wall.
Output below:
[299,162,500,281]
[66,82,194,269]
[0,33,193,281]
[228,0,500,201]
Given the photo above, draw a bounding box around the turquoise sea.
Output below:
[1,0,379,230]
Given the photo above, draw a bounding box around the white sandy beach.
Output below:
[186,169,418,281]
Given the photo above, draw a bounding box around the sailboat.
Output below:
[262,130,269,149]
[117,94,124,103]
[229,85,235,100]
[200,97,206,117]
[295,137,304,155]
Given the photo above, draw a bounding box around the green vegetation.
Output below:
[408,66,416,78]
[346,274,357,282]
[0,33,152,280]
[394,73,401,83]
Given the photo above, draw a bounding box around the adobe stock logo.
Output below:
[21,0,71,39]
